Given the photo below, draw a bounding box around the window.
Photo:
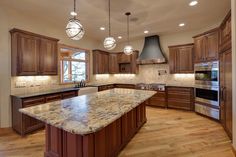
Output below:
[59,45,90,84]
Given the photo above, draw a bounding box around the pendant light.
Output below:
[124,12,133,55]
[103,0,116,50]
[66,0,85,40]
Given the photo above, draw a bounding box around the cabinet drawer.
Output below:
[45,94,62,102]
[23,97,45,107]
[62,91,77,99]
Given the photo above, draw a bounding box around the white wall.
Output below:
[0,6,100,128]
[231,0,236,151]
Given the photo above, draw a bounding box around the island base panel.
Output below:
[44,102,147,157]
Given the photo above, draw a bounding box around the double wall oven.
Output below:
[194,61,220,120]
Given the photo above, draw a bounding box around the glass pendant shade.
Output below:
[124,45,133,55]
[66,18,85,40]
[104,37,116,50]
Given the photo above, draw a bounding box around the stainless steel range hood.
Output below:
[137,35,167,65]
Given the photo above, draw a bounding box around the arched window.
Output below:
[59,45,90,84]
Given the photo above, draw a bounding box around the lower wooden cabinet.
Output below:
[11,90,78,135]
[98,84,135,92]
[148,91,166,107]
[166,87,194,111]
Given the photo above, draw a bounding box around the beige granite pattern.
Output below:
[20,88,156,135]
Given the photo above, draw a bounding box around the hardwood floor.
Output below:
[0,107,234,157]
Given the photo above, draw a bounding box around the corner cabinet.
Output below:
[93,50,139,74]
[10,29,59,76]
[169,43,194,74]
[193,28,219,63]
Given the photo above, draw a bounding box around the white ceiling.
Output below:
[1,0,231,42]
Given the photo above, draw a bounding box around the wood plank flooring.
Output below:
[0,107,234,157]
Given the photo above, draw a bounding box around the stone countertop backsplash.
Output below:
[20,88,156,135]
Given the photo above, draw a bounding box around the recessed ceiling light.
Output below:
[118,36,122,39]
[144,30,149,34]
[189,1,198,6]
[100,27,105,31]
[70,11,77,16]
[179,23,185,27]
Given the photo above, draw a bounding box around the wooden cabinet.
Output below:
[193,28,219,63]
[169,43,194,74]
[93,50,109,74]
[118,53,131,63]
[114,84,135,89]
[98,84,115,91]
[21,97,45,134]
[167,87,194,111]
[109,53,119,74]
[219,10,232,139]
[11,90,78,135]
[148,91,166,107]
[220,11,231,52]
[93,50,139,74]
[10,29,59,76]
[220,49,232,139]
[39,38,58,75]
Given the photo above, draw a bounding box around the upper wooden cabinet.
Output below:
[39,38,58,75]
[220,11,231,52]
[169,43,194,74]
[93,50,139,74]
[109,53,119,74]
[193,28,219,63]
[10,29,59,76]
[93,50,109,74]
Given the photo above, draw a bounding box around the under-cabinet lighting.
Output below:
[174,74,194,79]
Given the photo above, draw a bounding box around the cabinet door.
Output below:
[109,54,119,74]
[167,87,193,110]
[93,51,109,74]
[194,37,206,63]
[45,94,62,102]
[118,53,131,63]
[205,31,219,61]
[220,50,232,139]
[22,97,45,134]
[177,46,194,73]
[39,38,58,75]
[220,13,231,52]
[148,91,166,107]
[130,51,139,74]
[62,91,78,99]
[17,33,40,75]
[169,48,178,74]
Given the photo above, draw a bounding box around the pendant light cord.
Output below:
[127,14,129,44]
[125,12,131,45]
[108,0,111,36]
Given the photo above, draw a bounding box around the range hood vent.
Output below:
[137,35,167,65]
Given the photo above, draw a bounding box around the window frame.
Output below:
[59,44,90,84]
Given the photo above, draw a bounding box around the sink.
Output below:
[78,87,98,96]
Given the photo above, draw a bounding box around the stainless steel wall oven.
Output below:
[194,61,220,120]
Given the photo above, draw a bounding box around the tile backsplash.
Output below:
[11,64,195,95]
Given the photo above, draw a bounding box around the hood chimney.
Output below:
[137,35,167,64]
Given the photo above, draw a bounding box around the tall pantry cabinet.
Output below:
[219,11,232,139]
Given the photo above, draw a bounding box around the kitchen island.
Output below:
[20,88,156,157]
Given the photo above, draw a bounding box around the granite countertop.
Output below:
[11,87,80,98]
[20,88,156,135]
